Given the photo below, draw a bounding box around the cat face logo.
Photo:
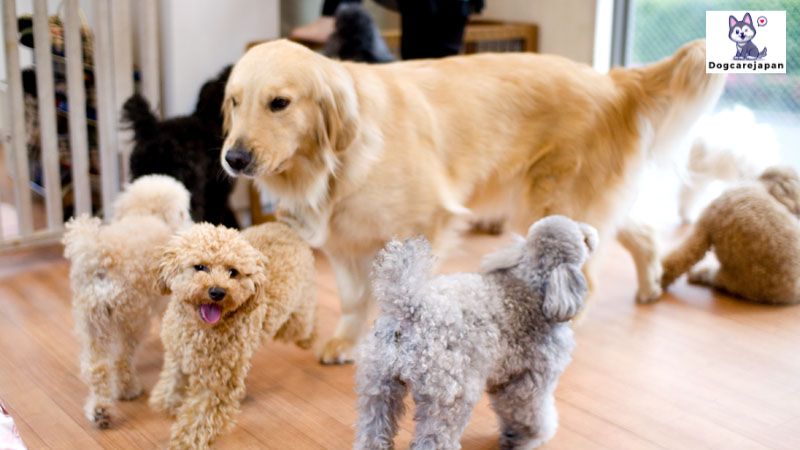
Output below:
[728,13,767,60]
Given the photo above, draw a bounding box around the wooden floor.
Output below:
[1,230,799,450]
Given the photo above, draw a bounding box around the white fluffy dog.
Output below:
[62,175,191,428]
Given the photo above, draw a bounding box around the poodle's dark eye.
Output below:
[194,264,209,272]
[269,97,290,112]
[230,98,238,108]
[228,268,239,278]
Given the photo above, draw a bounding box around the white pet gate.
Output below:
[0,0,160,251]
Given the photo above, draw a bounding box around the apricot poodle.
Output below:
[662,166,800,304]
[62,175,191,428]
[150,222,316,449]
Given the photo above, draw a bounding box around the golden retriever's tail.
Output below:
[615,39,726,160]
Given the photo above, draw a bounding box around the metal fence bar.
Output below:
[1,0,34,235]
[92,0,119,219]
[64,0,91,217]
[33,0,65,229]
[111,0,134,183]
[140,0,161,116]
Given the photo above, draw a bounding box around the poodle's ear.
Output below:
[542,263,587,322]
[315,62,358,154]
[760,166,800,216]
[156,244,180,295]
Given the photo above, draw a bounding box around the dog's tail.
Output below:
[759,47,767,58]
[613,40,726,161]
[121,94,158,141]
[323,3,395,63]
[371,237,434,318]
[62,214,103,263]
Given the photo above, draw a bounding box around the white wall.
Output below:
[480,0,597,65]
[159,0,279,116]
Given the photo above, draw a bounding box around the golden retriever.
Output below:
[221,39,724,363]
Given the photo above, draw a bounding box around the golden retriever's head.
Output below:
[221,40,358,181]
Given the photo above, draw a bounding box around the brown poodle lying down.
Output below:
[661,166,800,304]
[150,222,316,449]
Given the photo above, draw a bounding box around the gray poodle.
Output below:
[355,215,597,450]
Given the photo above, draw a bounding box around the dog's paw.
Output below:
[688,265,716,285]
[295,336,315,350]
[636,284,663,304]
[118,384,143,401]
[149,393,182,416]
[318,337,355,365]
[85,403,112,429]
[636,261,664,304]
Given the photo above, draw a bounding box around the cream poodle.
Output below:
[662,166,800,304]
[62,175,191,428]
[150,222,316,449]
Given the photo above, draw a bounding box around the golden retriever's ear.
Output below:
[222,95,232,137]
[315,64,358,154]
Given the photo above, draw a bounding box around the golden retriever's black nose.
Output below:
[208,287,226,301]
[225,148,253,172]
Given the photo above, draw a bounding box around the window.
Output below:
[626,0,799,166]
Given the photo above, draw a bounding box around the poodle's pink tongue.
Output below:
[199,304,221,324]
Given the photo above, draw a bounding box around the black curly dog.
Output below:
[122,66,238,228]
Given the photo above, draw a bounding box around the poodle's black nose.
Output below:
[208,287,226,301]
[224,147,253,172]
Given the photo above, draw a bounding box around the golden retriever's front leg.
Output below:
[617,218,663,304]
[319,253,371,364]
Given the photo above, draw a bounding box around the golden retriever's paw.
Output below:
[636,283,663,304]
[318,337,355,365]
[636,260,664,304]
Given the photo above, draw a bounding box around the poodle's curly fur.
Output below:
[662,166,800,305]
[123,65,238,228]
[150,222,316,449]
[62,175,191,429]
[323,3,395,63]
[355,215,596,450]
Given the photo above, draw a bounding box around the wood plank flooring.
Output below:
[0,229,798,449]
